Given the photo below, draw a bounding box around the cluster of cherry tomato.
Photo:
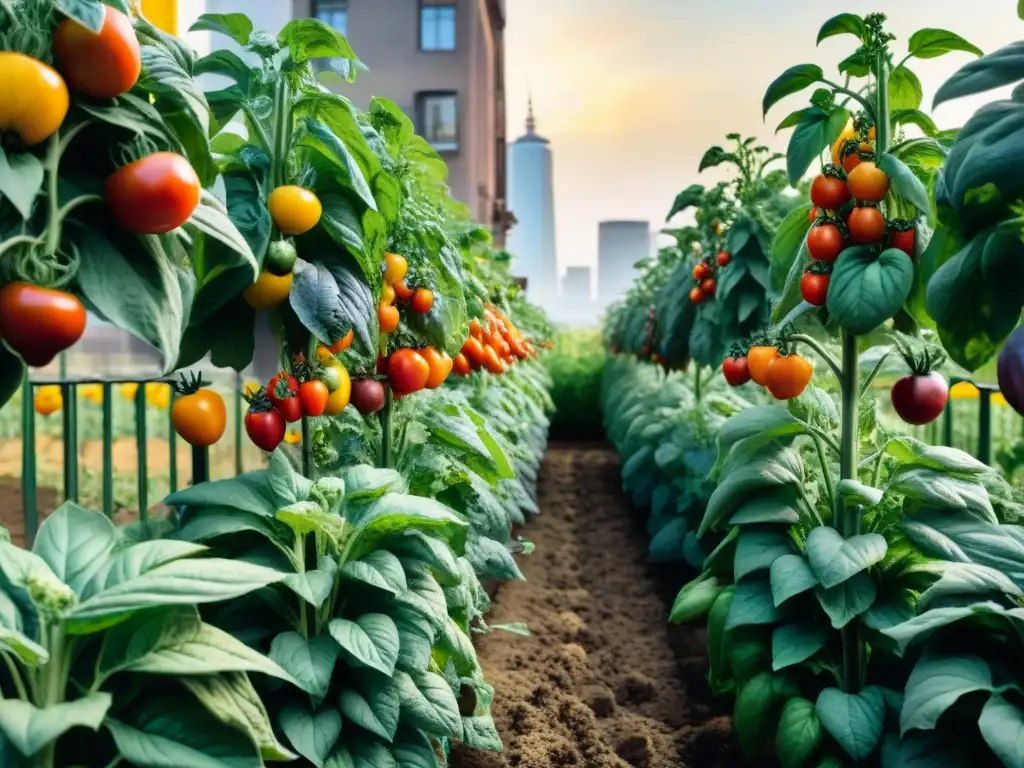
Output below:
[722,340,813,401]
[0,7,204,368]
[802,119,914,307]
[457,305,536,376]
[378,252,434,333]
[244,186,324,311]
[689,251,730,304]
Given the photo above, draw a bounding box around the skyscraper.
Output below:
[507,98,558,311]
[598,221,650,309]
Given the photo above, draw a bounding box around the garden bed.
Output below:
[452,445,748,768]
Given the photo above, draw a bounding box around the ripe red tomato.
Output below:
[452,352,472,376]
[299,380,329,417]
[806,223,843,263]
[765,354,814,400]
[351,378,385,414]
[847,161,889,202]
[722,356,751,386]
[245,407,286,452]
[388,348,430,394]
[810,174,850,211]
[889,228,915,257]
[808,206,819,223]
[689,287,704,304]
[692,262,711,280]
[411,288,434,314]
[800,272,830,306]
[841,142,874,174]
[848,207,886,244]
[394,280,414,302]
[701,279,717,297]
[54,5,140,99]
[717,251,731,267]
[891,372,949,425]
[0,282,87,367]
[105,153,200,234]
[267,372,301,422]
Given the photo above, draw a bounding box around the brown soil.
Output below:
[451,445,747,768]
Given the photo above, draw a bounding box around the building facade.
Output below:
[506,100,558,311]
[597,221,650,309]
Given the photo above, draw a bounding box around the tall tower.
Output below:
[507,98,557,311]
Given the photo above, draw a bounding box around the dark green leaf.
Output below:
[816,13,867,45]
[776,696,823,768]
[280,702,341,767]
[57,0,104,31]
[826,247,914,335]
[979,695,1024,767]
[290,255,376,354]
[0,344,24,410]
[816,571,876,628]
[770,554,819,606]
[771,206,814,291]
[670,574,722,624]
[727,577,781,630]
[772,623,827,671]
[734,672,798,759]
[666,184,705,221]
[698,146,737,172]
[901,654,996,734]
[892,109,938,137]
[805,527,887,589]
[815,686,884,760]
[329,614,400,676]
[278,17,357,63]
[934,40,1024,106]
[878,154,932,215]
[0,147,43,220]
[763,64,825,117]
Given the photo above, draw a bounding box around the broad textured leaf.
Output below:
[805,527,887,589]
[771,206,814,291]
[279,703,342,768]
[979,695,1024,768]
[816,571,876,628]
[879,154,932,215]
[0,694,111,757]
[816,13,867,45]
[776,696,822,768]
[341,550,408,595]
[889,467,995,522]
[700,456,800,536]
[396,669,463,738]
[889,66,924,111]
[329,614,400,676]
[31,502,116,595]
[934,40,1024,105]
[770,554,819,606]
[815,686,884,761]
[0,147,44,219]
[727,577,781,630]
[908,28,982,60]
[827,247,913,335]
[269,632,340,701]
[670,574,721,624]
[733,672,798,758]
[735,529,793,581]
[901,654,996,734]
[763,64,825,117]
[339,676,401,743]
[917,561,1022,610]
[772,623,826,670]
[189,12,253,44]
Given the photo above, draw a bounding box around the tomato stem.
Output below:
[837,330,862,693]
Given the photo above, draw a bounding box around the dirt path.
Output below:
[452,445,743,768]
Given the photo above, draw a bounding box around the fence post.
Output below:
[20,373,37,545]
[978,385,994,466]
[102,382,113,518]
[135,385,148,524]
[235,371,244,476]
[192,445,210,485]
[168,403,178,494]
[61,382,79,503]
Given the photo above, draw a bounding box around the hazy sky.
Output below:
[503,1,1023,283]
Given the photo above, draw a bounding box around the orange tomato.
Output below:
[481,345,504,374]
[765,355,814,400]
[384,253,408,284]
[394,280,414,302]
[411,288,434,314]
[172,389,227,447]
[328,330,354,354]
[420,346,452,388]
[378,303,400,333]
[54,5,140,99]
[747,346,779,386]
[453,353,472,375]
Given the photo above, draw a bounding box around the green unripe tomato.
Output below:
[265,239,298,276]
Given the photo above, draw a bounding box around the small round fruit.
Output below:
[841,142,874,174]
[265,239,297,276]
[323,363,352,415]
[747,346,779,386]
[765,354,814,400]
[381,283,396,305]
[267,372,302,423]
[298,380,329,417]
[848,207,886,244]
[394,280,414,301]
[172,389,227,447]
[34,385,63,416]
[722,356,751,387]
[378,303,400,334]
[0,53,69,146]
[453,352,472,376]
[246,407,286,452]
[351,378,386,414]
[716,251,731,267]
[831,118,856,166]
[689,287,704,304]
[328,330,354,354]
[0,282,87,367]
[810,174,850,211]
[244,271,293,310]
[411,288,434,314]
[701,279,716,297]
[54,5,141,99]
[693,262,711,280]
[384,253,408,285]
[268,186,322,236]
[847,162,889,202]
[889,228,915,257]
[481,345,504,374]
[421,346,452,388]
[388,348,430,394]
[998,325,1024,416]
[105,152,201,234]
[800,272,830,306]
[807,223,844,263]
[891,372,949,425]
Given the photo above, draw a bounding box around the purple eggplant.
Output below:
[998,324,1024,415]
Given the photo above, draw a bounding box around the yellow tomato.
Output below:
[284,429,302,444]
[949,381,979,400]
[145,382,171,409]
[80,384,104,404]
[243,379,261,397]
[384,253,408,285]
[34,385,62,416]
[0,53,69,146]
[831,117,856,167]
[381,283,396,304]
[244,271,293,310]
[268,186,322,236]
[323,361,351,415]
[120,382,139,401]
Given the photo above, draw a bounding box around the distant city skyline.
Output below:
[504,0,1022,276]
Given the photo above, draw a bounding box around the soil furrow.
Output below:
[452,445,743,768]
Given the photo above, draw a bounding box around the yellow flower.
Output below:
[992,392,1009,407]
[80,384,104,404]
[34,385,62,416]
[120,382,140,401]
[949,381,979,400]
[284,429,302,445]
[145,382,172,410]
[243,379,262,398]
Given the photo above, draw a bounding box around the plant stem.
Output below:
[0,651,28,700]
[875,50,891,154]
[301,415,312,479]
[813,435,835,509]
[823,80,877,123]
[43,131,62,258]
[789,334,843,386]
[40,624,68,768]
[837,330,862,693]
[294,534,308,638]
[270,78,292,191]
[380,386,393,469]
[694,365,703,403]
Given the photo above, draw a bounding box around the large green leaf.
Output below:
[815,686,884,761]
[879,154,931,216]
[735,529,794,581]
[815,571,876,628]
[804,527,887,589]
[290,256,377,357]
[771,206,814,292]
[908,28,982,60]
[770,554,818,606]
[889,66,924,111]
[776,696,823,768]
[763,65,825,117]
[189,13,253,45]
[727,577,781,630]
[888,467,995,522]
[269,632,340,702]
[700,455,801,536]
[346,493,468,559]
[901,654,998,734]
[826,247,913,335]
[816,13,867,45]
[0,694,111,757]
[979,695,1024,768]
[772,623,826,671]
[916,561,1021,610]
[934,40,1024,106]
[279,702,341,768]
[396,669,463,738]
[339,676,401,743]
[733,671,798,758]
[328,614,400,676]
[670,573,722,624]
[31,502,116,595]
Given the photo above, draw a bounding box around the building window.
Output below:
[417,92,459,152]
[420,1,456,51]
[314,0,348,36]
